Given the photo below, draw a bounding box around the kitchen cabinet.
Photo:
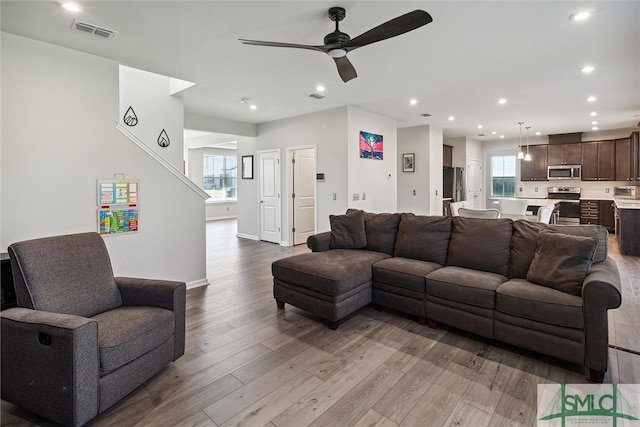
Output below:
[520,145,548,181]
[617,204,640,256]
[580,200,599,225]
[443,144,453,168]
[548,143,582,165]
[618,132,640,181]
[581,140,615,181]
[600,200,615,232]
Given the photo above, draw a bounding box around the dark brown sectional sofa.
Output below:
[271,210,622,382]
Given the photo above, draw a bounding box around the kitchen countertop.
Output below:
[614,199,640,209]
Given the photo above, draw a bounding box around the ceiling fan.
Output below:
[239,7,433,82]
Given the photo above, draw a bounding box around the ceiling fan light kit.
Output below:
[239,7,433,82]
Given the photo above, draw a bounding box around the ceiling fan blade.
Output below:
[239,39,325,54]
[341,10,432,51]
[334,56,358,82]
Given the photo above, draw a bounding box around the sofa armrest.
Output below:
[1,307,99,426]
[307,231,332,252]
[581,257,622,376]
[115,277,186,360]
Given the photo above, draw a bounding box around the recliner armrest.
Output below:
[1,307,99,426]
[307,231,332,252]
[115,277,186,360]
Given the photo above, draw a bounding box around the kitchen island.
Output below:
[614,200,640,256]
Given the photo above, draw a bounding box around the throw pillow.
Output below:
[347,209,401,255]
[526,230,598,296]
[394,214,451,264]
[330,210,367,249]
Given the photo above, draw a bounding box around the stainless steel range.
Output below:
[548,187,581,225]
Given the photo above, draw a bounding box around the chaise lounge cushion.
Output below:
[446,217,513,276]
[496,278,583,329]
[272,249,390,296]
[394,214,451,264]
[526,231,597,296]
[330,210,367,249]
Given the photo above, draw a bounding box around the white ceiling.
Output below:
[2,1,639,140]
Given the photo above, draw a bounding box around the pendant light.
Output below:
[524,126,532,161]
[517,122,525,160]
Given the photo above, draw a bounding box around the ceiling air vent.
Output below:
[308,94,325,100]
[420,113,432,117]
[72,20,118,39]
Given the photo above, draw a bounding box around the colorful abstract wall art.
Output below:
[359,131,383,160]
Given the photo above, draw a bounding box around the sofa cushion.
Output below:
[509,221,608,279]
[394,214,451,264]
[330,210,367,249]
[93,306,174,375]
[496,278,584,329]
[372,257,442,293]
[272,249,390,296]
[425,266,507,309]
[348,209,401,255]
[446,217,513,276]
[526,231,597,296]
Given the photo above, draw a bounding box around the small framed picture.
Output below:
[402,153,415,172]
[242,155,254,179]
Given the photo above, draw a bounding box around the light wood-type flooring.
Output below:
[2,219,639,426]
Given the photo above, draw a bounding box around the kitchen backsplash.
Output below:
[518,180,631,199]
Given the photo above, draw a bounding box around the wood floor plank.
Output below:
[352,409,398,427]
[443,401,493,427]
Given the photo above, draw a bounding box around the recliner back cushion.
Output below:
[9,232,122,317]
[447,217,513,276]
[348,209,400,255]
[509,220,608,279]
[394,214,451,264]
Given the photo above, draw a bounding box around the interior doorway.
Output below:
[258,149,281,244]
[467,158,482,208]
[289,148,316,245]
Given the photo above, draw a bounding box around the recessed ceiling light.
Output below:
[590,111,598,116]
[477,125,483,129]
[62,2,81,12]
[249,104,257,110]
[587,96,597,102]
[535,131,541,136]
[591,121,598,125]
[409,99,418,106]
[592,126,599,130]
[500,135,505,139]
[581,65,595,73]
[491,131,497,135]
[316,85,326,92]
[448,116,455,121]
[498,98,507,105]
[571,11,591,21]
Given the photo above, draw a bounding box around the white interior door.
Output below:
[259,150,281,244]
[292,148,316,245]
[467,158,482,208]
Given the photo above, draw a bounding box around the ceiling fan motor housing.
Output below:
[325,7,350,45]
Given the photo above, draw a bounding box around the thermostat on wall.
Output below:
[316,173,325,181]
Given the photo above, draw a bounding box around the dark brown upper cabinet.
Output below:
[443,144,453,168]
[581,140,615,181]
[520,145,548,181]
[548,143,582,166]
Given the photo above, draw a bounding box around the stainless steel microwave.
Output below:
[614,186,640,199]
[547,165,581,180]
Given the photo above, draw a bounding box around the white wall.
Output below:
[247,107,348,242]
[347,106,398,214]
[397,125,443,215]
[1,33,206,286]
[119,65,185,170]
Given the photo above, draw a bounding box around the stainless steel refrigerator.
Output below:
[443,167,466,202]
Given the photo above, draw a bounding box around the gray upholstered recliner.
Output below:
[1,232,186,426]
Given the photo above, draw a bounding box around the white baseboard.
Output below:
[236,233,258,241]
[186,278,209,289]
